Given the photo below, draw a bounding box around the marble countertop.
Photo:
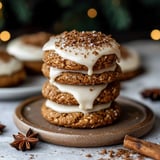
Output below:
[0,40,160,160]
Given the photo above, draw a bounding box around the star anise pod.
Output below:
[141,88,160,101]
[0,123,5,134]
[10,128,39,151]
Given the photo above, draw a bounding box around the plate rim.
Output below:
[0,75,45,99]
[13,96,155,147]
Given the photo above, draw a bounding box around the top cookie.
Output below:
[43,30,121,76]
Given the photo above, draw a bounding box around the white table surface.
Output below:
[0,40,160,160]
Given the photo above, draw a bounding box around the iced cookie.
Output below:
[42,63,121,85]
[6,32,51,74]
[0,50,26,87]
[119,46,141,80]
[42,80,120,105]
[41,102,121,128]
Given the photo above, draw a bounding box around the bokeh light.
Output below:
[150,29,160,40]
[0,2,3,10]
[0,30,11,42]
[87,8,97,19]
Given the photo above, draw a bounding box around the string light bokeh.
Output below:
[0,1,11,42]
[87,8,97,19]
[0,1,2,9]
[150,29,160,40]
[0,30,11,42]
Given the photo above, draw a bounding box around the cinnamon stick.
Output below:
[123,135,160,160]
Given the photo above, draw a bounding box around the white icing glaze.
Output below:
[118,47,140,72]
[46,99,111,114]
[43,36,120,75]
[0,58,22,75]
[49,64,116,81]
[43,31,120,114]
[50,81,108,110]
[49,64,110,113]
[7,38,43,61]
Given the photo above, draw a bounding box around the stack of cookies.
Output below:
[41,30,122,128]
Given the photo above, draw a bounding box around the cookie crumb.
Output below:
[97,148,145,160]
[85,153,92,158]
[99,149,107,155]
[29,154,35,159]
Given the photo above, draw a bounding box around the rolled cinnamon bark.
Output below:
[123,135,160,160]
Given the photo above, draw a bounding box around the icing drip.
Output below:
[50,81,108,110]
[46,100,111,114]
[49,64,116,81]
[49,65,112,111]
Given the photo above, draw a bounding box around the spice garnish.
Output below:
[10,128,39,151]
[0,123,5,134]
[141,88,160,101]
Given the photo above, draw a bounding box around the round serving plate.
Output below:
[13,96,155,147]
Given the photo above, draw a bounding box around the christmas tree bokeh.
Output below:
[0,0,160,41]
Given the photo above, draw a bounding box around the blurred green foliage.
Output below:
[0,0,160,32]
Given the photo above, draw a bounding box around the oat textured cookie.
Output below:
[43,51,118,71]
[41,102,121,128]
[42,63,121,85]
[42,80,120,105]
[6,32,51,74]
[41,30,122,128]
[0,50,26,87]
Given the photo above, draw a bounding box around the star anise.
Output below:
[141,88,160,101]
[0,123,5,134]
[10,128,39,151]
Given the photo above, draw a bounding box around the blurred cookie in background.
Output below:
[6,32,51,74]
[118,46,142,81]
[0,50,26,87]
